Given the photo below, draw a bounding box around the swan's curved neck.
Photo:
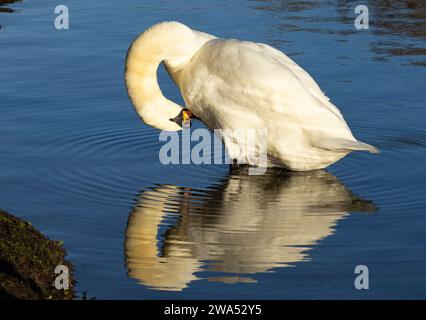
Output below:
[125,22,212,131]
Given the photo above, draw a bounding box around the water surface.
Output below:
[1,0,425,299]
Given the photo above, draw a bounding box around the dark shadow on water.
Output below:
[124,169,376,292]
[251,0,426,66]
[0,0,22,13]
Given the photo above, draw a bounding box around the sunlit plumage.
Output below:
[125,21,378,171]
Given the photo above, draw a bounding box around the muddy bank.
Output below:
[0,210,75,300]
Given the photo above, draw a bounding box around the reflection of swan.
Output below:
[125,169,375,291]
[125,21,378,171]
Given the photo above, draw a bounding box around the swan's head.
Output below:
[131,95,184,131]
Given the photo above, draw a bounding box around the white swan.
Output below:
[125,21,378,171]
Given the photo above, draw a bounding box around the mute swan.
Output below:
[125,21,378,171]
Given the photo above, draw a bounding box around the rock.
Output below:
[0,210,75,300]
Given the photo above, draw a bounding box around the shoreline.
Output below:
[0,210,75,300]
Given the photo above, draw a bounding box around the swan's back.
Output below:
[180,38,353,137]
[255,42,345,121]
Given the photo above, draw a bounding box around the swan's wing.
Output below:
[255,43,344,121]
[185,39,351,135]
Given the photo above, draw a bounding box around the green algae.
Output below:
[0,210,75,300]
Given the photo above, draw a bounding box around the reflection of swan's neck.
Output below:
[124,21,211,130]
[125,187,202,291]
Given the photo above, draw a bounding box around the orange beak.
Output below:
[182,110,192,122]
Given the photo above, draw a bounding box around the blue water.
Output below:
[1,0,425,299]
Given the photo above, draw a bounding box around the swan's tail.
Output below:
[312,136,379,153]
[339,139,379,153]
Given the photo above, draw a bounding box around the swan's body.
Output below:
[125,170,375,291]
[125,21,378,171]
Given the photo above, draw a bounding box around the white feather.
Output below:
[125,22,378,171]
